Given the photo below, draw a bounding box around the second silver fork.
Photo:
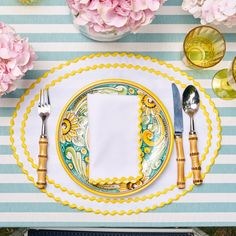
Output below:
[37,88,51,189]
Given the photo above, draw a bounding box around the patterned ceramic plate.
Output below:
[56,79,173,197]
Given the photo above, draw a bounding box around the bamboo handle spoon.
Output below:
[182,85,202,185]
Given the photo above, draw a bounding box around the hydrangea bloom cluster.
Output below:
[0,22,36,96]
[67,0,166,33]
[182,0,236,27]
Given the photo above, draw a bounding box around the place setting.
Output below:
[9,51,221,214]
[3,0,234,217]
[3,0,236,232]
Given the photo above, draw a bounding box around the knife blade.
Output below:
[172,83,185,189]
[172,83,183,135]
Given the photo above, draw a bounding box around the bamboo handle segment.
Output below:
[189,133,202,185]
[175,135,185,189]
[37,137,48,189]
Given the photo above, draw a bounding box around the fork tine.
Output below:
[42,89,45,106]
[39,89,42,107]
[46,88,50,105]
[43,89,47,105]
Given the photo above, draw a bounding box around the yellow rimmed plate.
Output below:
[56,79,174,197]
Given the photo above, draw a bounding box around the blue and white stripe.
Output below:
[0,0,236,227]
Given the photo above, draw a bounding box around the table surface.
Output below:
[0,0,236,228]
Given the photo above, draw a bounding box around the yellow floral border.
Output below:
[55,79,173,197]
[10,52,221,215]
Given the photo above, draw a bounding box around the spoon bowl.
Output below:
[182,85,200,118]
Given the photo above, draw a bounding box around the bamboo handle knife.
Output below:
[175,135,185,189]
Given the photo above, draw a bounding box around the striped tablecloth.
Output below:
[0,0,236,227]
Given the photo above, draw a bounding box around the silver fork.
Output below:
[37,88,51,189]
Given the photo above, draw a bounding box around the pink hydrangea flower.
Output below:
[0,22,36,96]
[67,0,165,34]
[182,0,236,27]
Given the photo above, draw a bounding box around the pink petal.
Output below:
[7,59,17,69]
[147,0,160,11]
[74,14,89,25]
[0,80,9,91]
[0,48,12,59]
[132,0,147,11]
[11,66,23,77]
[130,11,143,20]
[17,51,30,66]
[101,8,128,27]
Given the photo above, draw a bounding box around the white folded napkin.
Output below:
[87,93,143,185]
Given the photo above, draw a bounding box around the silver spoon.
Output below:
[182,85,202,185]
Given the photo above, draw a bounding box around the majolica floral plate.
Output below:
[56,79,173,197]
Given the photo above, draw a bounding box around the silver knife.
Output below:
[172,83,185,189]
